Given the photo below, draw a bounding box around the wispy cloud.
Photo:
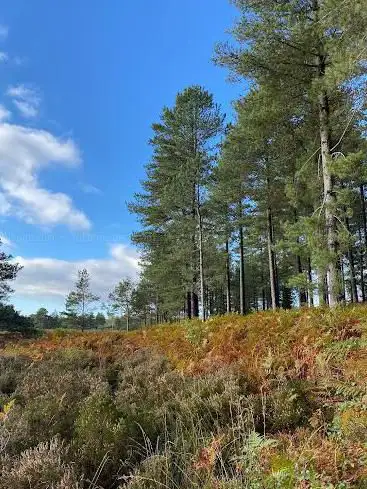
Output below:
[80,183,103,195]
[7,84,41,118]
[0,51,8,62]
[0,104,11,121]
[13,100,38,118]
[0,25,9,40]
[13,56,27,67]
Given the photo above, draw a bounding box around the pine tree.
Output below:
[108,279,135,331]
[0,239,22,302]
[65,269,99,331]
[216,0,367,305]
[130,86,224,320]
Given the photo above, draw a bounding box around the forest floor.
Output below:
[0,306,366,488]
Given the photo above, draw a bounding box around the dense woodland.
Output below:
[128,0,367,322]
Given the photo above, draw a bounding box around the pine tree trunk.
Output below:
[239,225,246,314]
[297,255,307,306]
[262,287,266,311]
[186,291,192,319]
[360,184,367,250]
[156,295,159,324]
[313,0,340,307]
[192,292,199,317]
[197,204,206,321]
[225,240,231,313]
[340,259,347,302]
[267,206,278,310]
[345,215,358,303]
[319,89,340,305]
[307,257,314,307]
[358,226,366,301]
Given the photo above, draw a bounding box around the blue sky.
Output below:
[0,0,244,313]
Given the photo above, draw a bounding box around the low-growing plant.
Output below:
[0,437,80,489]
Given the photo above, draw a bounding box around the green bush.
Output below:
[0,305,33,332]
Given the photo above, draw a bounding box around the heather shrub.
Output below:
[0,437,80,489]
[244,381,315,434]
[73,382,126,484]
[0,306,365,488]
[334,405,367,443]
[0,356,30,396]
[5,351,100,452]
[115,351,179,442]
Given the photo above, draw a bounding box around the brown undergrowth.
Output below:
[0,306,366,488]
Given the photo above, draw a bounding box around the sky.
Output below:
[0,0,244,314]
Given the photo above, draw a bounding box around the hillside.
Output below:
[0,306,366,488]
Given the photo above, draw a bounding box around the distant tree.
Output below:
[31,307,49,329]
[95,312,106,329]
[0,304,32,332]
[65,269,99,331]
[108,279,135,331]
[49,310,62,329]
[0,239,22,302]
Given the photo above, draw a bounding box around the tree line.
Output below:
[1,0,366,329]
[0,251,144,331]
[129,0,367,320]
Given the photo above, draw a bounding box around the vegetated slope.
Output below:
[0,306,366,488]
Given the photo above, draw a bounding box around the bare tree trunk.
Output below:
[225,240,231,313]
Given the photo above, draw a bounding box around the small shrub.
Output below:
[246,381,315,433]
[0,437,80,489]
[73,382,126,483]
[5,352,100,452]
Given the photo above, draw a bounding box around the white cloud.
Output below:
[7,84,41,118]
[0,122,91,230]
[13,244,140,306]
[0,51,8,62]
[0,25,8,40]
[0,104,11,121]
[0,234,12,247]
